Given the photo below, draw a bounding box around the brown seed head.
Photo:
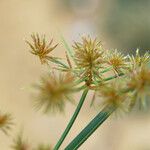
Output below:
[12,134,30,150]
[98,83,129,112]
[26,34,58,64]
[128,67,150,92]
[128,49,150,70]
[0,112,13,135]
[73,36,104,84]
[34,72,75,113]
[106,49,127,72]
[127,66,150,109]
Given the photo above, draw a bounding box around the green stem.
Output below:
[100,67,112,73]
[91,73,124,85]
[60,34,75,62]
[103,72,124,82]
[74,85,87,92]
[53,89,89,150]
[48,57,69,69]
[65,105,116,150]
[65,88,131,150]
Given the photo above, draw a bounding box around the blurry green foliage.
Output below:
[56,0,150,53]
[100,0,150,53]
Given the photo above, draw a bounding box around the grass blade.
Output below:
[65,105,116,150]
[54,89,89,150]
[60,34,75,62]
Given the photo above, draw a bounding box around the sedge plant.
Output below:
[25,33,150,150]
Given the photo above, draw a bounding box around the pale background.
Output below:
[0,0,150,150]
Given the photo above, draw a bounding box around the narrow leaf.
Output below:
[54,89,89,150]
[65,105,116,150]
[60,34,75,62]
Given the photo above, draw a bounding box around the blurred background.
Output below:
[0,0,150,149]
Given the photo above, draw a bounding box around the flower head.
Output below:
[0,112,13,135]
[128,49,150,70]
[97,82,129,112]
[127,66,150,110]
[34,72,75,113]
[73,36,104,85]
[106,49,127,73]
[26,34,58,64]
[12,134,29,150]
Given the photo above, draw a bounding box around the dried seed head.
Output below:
[12,134,30,150]
[0,112,13,135]
[98,83,129,112]
[127,66,150,109]
[26,33,58,64]
[128,49,150,70]
[106,49,127,73]
[73,36,104,84]
[34,72,75,113]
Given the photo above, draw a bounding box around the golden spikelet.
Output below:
[97,82,129,113]
[73,36,104,85]
[128,49,150,70]
[12,134,30,150]
[34,72,75,113]
[0,112,13,135]
[106,49,127,73]
[127,66,150,109]
[26,33,58,64]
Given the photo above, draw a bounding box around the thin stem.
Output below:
[100,66,112,74]
[60,34,75,62]
[91,73,124,85]
[53,89,89,150]
[48,57,69,69]
[65,105,116,150]
[103,72,124,82]
[65,88,131,150]
[74,77,88,85]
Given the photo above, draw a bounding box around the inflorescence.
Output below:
[26,34,150,114]
[1,33,149,150]
[5,33,149,150]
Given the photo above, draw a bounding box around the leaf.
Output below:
[65,105,116,150]
[60,34,75,62]
[53,89,89,150]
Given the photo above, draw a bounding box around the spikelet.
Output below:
[97,82,129,113]
[34,72,75,113]
[26,33,58,64]
[12,134,30,150]
[73,36,104,85]
[106,49,127,74]
[128,49,150,70]
[0,112,13,135]
[127,66,150,110]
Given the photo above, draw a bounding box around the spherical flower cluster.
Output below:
[128,49,150,70]
[73,36,104,85]
[26,34,58,64]
[106,49,127,73]
[0,112,13,135]
[127,66,150,110]
[12,135,29,150]
[34,72,75,113]
[97,82,129,113]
